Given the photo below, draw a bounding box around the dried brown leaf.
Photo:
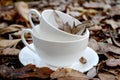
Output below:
[0,47,20,55]
[103,68,120,76]
[83,1,111,9]
[71,20,93,34]
[89,25,102,31]
[67,11,81,17]
[98,73,116,80]
[0,22,8,29]
[109,5,120,16]
[71,24,86,34]
[50,68,88,80]
[0,8,16,21]
[0,64,53,79]
[15,1,29,21]
[88,38,99,51]
[63,22,72,33]
[0,39,21,48]
[54,10,64,30]
[10,65,53,79]
[0,24,24,35]
[98,42,120,55]
[105,19,118,29]
[0,64,14,78]
[106,58,120,67]
[97,60,106,71]
[109,30,120,48]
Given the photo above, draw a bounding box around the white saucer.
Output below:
[19,43,99,72]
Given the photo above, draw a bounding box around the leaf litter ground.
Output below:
[0,0,120,80]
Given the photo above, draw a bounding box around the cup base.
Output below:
[19,43,99,72]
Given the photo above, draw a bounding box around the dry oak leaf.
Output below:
[106,58,120,67]
[98,73,116,80]
[51,68,88,80]
[0,47,20,55]
[0,39,21,48]
[15,1,29,21]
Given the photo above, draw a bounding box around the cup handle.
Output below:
[21,29,36,53]
[28,9,41,28]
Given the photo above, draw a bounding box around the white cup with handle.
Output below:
[28,9,89,41]
[21,25,89,67]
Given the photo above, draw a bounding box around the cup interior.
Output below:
[42,10,84,36]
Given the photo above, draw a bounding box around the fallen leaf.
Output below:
[71,20,93,34]
[83,1,111,9]
[89,24,102,31]
[0,6,16,21]
[88,38,99,51]
[0,64,54,79]
[109,5,120,17]
[50,68,88,80]
[0,39,21,48]
[105,19,118,29]
[67,10,81,17]
[0,22,8,29]
[0,24,24,35]
[15,1,29,21]
[97,60,106,71]
[103,68,120,76]
[98,42,120,55]
[109,30,120,48]
[0,48,20,55]
[98,73,116,80]
[105,58,120,67]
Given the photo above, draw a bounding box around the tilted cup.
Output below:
[28,9,89,41]
[21,25,89,67]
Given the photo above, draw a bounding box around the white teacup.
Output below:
[21,25,89,67]
[28,9,88,41]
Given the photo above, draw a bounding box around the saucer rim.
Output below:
[19,43,99,72]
